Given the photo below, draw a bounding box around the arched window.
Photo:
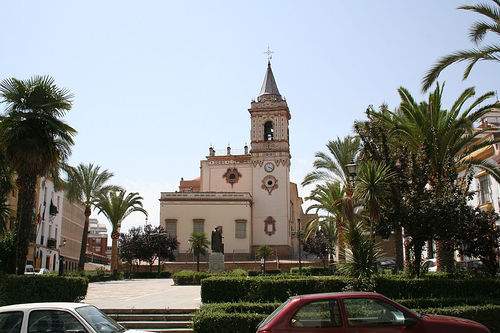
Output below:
[264,121,274,141]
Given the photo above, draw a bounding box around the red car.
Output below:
[257,292,489,333]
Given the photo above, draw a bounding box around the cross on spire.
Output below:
[264,45,274,62]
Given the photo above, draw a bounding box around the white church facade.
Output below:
[159,62,310,259]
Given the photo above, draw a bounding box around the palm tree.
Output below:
[302,136,360,188]
[256,245,273,274]
[304,182,343,261]
[0,151,14,233]
[95,190,147,274]
[422,0,500,91]
[188,232,210,272]
[65,163,120,270]
[339,220,382,290]
[0,76,76,274]
[354,161,395,236]
[303,136,361,262]
[374,83,500,271]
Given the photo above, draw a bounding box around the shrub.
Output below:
[192,302,500,333]
[201,275,350,303]
[290,266,336,276]
[374,275,500,300]
[193,303,278,333]
[65,269,123,282]
[124,271,171,279]
[173,270,212,285]
[423,305,500,333]
[0,275,88,306]
[248,269,282,276]
[201,275,500,303]
[228,268,248,277]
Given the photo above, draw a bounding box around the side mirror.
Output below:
[404,317,418,327]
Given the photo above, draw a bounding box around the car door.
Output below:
[27,309,88,333]
[342,298,416,333]
[283,299,346,333]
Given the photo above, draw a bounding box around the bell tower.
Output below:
[249,61,292,256]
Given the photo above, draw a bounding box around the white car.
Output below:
[36,268,51,275]
[422,258,437,272]
[24,265,35,275]
[0,303,147,333]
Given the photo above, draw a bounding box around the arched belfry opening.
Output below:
[264,121,274,141]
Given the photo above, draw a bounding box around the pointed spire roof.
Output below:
[259,61,281,99]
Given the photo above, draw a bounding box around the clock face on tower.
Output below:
[264,162,275,173]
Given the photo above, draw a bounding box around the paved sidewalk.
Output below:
[84,279,201,309]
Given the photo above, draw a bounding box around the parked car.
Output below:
[36,268,51,275]
[0,303,147,333]
[257,292,490,333]
[24,265,35,275]
[422,258,437,272]
[377,258,396,271]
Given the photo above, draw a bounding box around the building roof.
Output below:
[259,61,281,98]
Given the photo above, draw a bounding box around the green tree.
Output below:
[302,136,361,261]
[65,163,120,270]
[354,106,408,271]
[374,83,500,272]
[304,182,342,261]
[0,151,14,232]
[256,245,273,274]
[0,231,16,274]
[339,220,382,290]
[422,0,500,91]
[302,136,360,188]
[354,160,395,237]
[95,190,147,274]
[0,76,76,274]
[188,232,210,272]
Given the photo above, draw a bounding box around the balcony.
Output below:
[47,238,57,249]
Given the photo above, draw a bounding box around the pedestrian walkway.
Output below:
[84,279,201,309]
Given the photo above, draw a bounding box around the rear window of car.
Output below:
[0,311,23,333]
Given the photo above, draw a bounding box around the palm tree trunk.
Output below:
[78,206,91,271]
[196,254,200,272]
[111,228,120,274]
[14,173,37,275]
[394,227,404,272]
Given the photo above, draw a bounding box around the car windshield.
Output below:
[257,298,292,329]
[76,306,125,333]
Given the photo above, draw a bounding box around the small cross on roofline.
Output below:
[264,45,274,62]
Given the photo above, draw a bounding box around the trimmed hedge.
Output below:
[201,275,500,303]
[173,271,212,285]
[248,269,282,276]
[0,275,89,306]
[192,302,500,333]
[193,303,279,333]
[290,266,336,276]
[173,269,248,285]
[423,305,500,333]
[124,271,172,279]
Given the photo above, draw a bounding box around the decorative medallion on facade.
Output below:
[264,216,276,236]
[223,168,242,186]
[261,175,278,194]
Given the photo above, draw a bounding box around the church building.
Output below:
[159,61,309,260]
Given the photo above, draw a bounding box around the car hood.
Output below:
[422,314,489,332]
[124,330,150,333]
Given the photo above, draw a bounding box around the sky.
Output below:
[1,1,498,235]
